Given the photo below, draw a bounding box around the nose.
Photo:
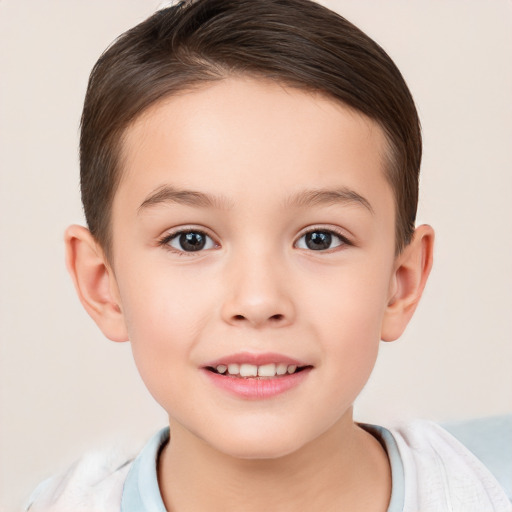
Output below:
[220,248,295,329]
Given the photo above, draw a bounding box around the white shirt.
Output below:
[27,416,512,512]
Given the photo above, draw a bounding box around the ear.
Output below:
[64,225,129,342]
[380,224,434,342]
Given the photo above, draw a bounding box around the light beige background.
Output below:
[1,1,511,510]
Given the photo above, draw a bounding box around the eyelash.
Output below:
[296,227,353,252]
[157,229,218,256]
[157,226,352,255]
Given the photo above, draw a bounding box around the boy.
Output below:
[27,0,511,510]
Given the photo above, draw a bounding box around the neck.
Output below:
[158,409,391,512]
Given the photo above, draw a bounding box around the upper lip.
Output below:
[203,352,309,368]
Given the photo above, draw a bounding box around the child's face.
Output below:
[109,77,398,458]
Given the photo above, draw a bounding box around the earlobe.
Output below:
[381,224,434,342]
[64,225,129,342]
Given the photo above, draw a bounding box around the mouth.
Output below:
[206,363,311,378]
[201,354,313,399]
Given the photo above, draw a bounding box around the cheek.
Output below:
[116,268,212,394]
[119,259,212,336]
[305,263,391,386]
[306,262,391,340]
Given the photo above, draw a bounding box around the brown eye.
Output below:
[296,230,345,251]
[168,231,215,252]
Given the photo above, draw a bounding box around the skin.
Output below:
[66,77,434,511]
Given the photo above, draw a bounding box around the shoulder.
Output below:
[388,415,512,512]
[442,415,512,500]
[26,449,133,512]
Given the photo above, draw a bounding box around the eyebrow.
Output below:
[138,185,233,212]
[138,184,373,214]
[284,187,374,214]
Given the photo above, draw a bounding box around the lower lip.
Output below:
[202,368,312,400]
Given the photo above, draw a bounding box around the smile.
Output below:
[202,353,313,399]
[208,363,307,378]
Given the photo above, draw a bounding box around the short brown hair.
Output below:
[80,0,421,258]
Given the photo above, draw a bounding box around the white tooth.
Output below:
[216,365,227,374]
[287,365,297,374]
[258,363,276,377]
[228,364,240,375]
[239,364,258,377]
[276,363,288,375]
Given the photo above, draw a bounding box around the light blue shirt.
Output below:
[120,416,512,512]
[120,424,406,512]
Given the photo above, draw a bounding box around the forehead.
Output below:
[115,77,393,218]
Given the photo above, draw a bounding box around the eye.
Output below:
[295,229,348,251]
[162,230,216,253]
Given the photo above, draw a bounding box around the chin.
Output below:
[219,440,301,460]
[203,423,314,461]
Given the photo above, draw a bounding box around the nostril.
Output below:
[270,314,284,321]
[234,314,245,321]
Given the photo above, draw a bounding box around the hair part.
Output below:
[80,0,421,259]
